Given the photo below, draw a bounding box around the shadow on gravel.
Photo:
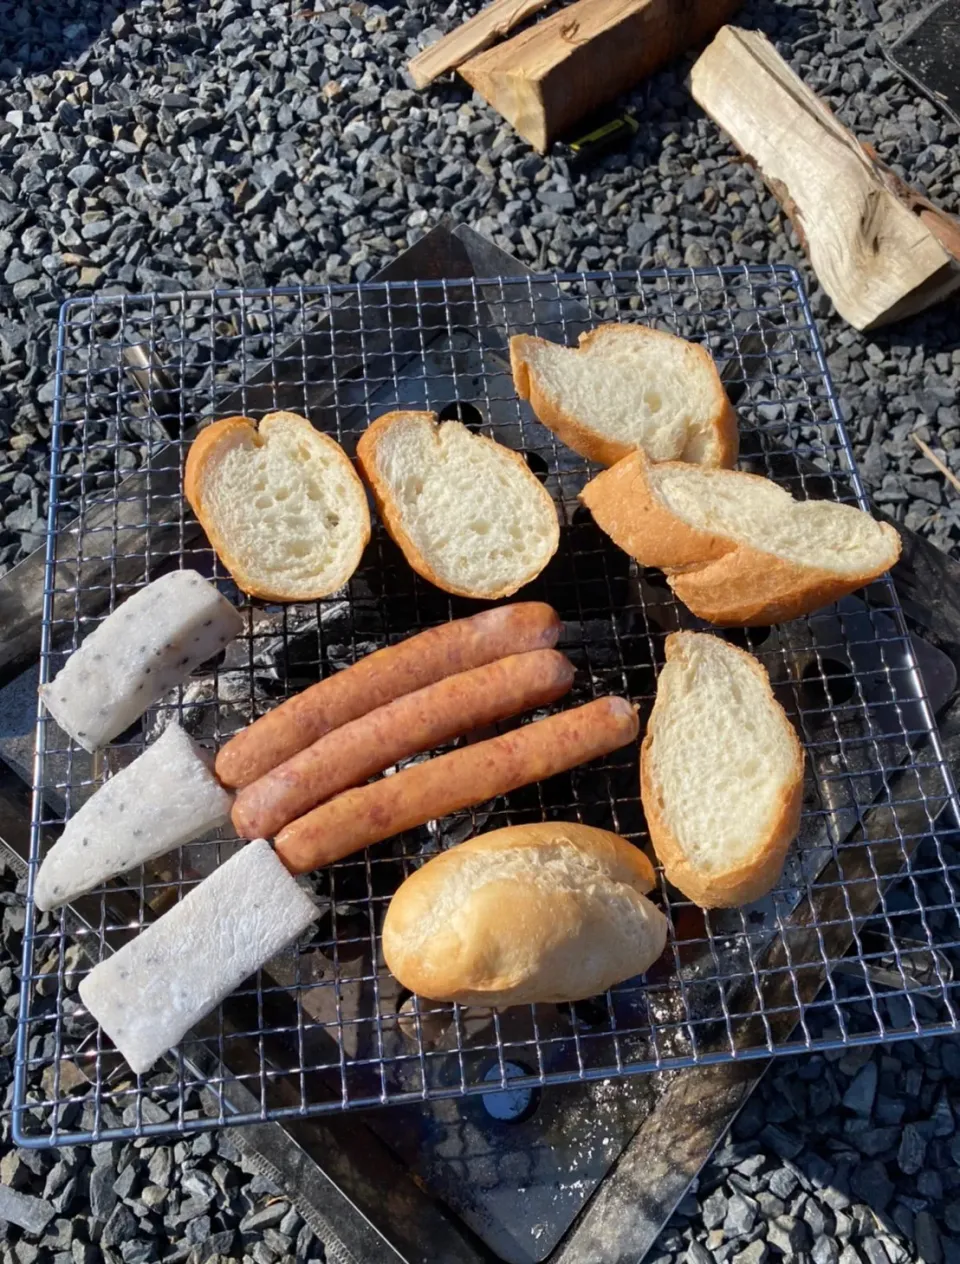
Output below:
[867,302,960,357]
[0,0,141,79]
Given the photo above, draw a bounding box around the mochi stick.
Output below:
[34,723,234,913]
[40,570,244,752]
[79,839,318,1075]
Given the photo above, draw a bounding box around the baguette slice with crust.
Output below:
[510,323,738,468]
[641,632,805,908]
[356,411,559,600]
[579,451,901,625]
[382,822,667,1006]
[184,411,371,602]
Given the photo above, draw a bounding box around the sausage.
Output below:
[274,696,639,874]
[232,649,575,839]
[215,602,562,789]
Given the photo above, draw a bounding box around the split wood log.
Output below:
[460,0,743,154]
[690,25,960,330]
[409,0,554,90]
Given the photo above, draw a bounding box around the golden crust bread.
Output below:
[640,633,805,909]
[510,324,739,468]
[579,450,902,625]
[184,411,370,603]
[356,410,559,600]
[382,822,666,1007]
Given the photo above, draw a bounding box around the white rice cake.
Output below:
[78,839,318,1075]
[40,570,244,751]
[34,723,234,912]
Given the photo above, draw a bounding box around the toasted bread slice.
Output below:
[510,323,738,468]
[356,411,559,600]
[641,632,804,908]
[184,411,370,602]
[579,451,901,625]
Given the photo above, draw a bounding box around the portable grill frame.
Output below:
[1,219,960,1264]
[13,226,960,1149]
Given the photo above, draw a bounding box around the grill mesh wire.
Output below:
[13,265,960,1145]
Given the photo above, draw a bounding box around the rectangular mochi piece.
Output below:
[78,839,318,1075]
[40,570,244,751]
[34,723,234,912]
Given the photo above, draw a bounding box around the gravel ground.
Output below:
[653,1015,960,1264]
[2,0,960,1261]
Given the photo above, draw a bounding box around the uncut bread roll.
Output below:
[641,632,805,908]
[580,450,901,625]
[382,822,667,1007]
[184,411,371,602]
[510,323,738,468]
[356,411,559,600]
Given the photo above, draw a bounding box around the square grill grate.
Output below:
[14,264,960,1145]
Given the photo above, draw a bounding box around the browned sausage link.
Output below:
[215,602,562,789]
[274,696,639,874]
[232,649,575,839]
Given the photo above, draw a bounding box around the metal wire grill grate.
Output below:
[14,264,960,1146]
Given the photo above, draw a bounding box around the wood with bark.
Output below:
[459,0,743,154]
[408,0,554,89]
[690,25,960,330]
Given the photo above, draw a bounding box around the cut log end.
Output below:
[460,0,744,154]
[691,25,960,331]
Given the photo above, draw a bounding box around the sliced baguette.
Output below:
[641,632,804,908]
[579,451,901,625]
[184,411,370,602]
[510,323,738,468]
[382,822,667,1006]
[356,411,559,600]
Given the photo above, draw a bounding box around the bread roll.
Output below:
[184,411,371,602]
[579,450,901,625]
[356,411,559,600]
[641,632,804,907]
[510,323,738,468]
[382,822,667,1007]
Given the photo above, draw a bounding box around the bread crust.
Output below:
[356,411,560,600]
[640,633,805,908]
[382,822,666,1006]
[510,324,739,469]
[579,450,902,626]
[184,411,371,602]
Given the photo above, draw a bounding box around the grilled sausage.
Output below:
[232,650,575,838]
[215,602,562,789]
[274,696,639,874]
